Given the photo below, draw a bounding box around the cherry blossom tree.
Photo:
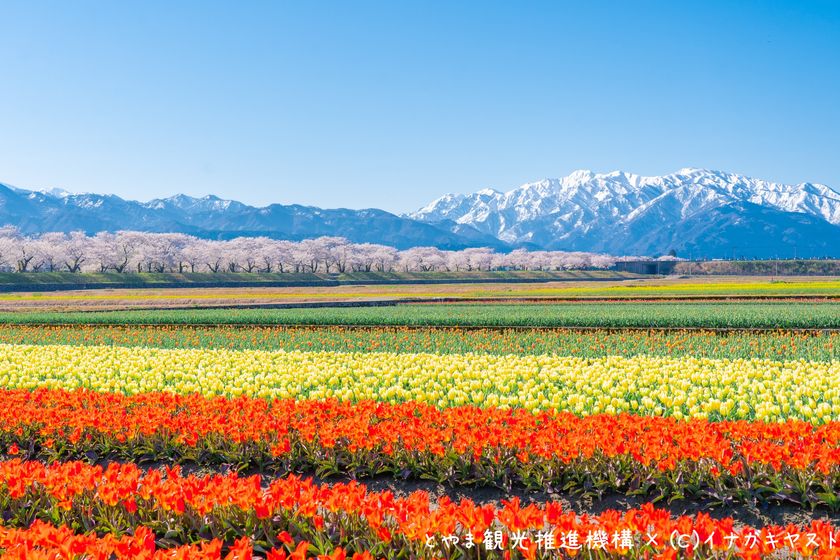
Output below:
[0,227,47,272]
[59,231,90,273]
[398,247,448,271]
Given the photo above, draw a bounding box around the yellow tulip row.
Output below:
[0,343,837,422]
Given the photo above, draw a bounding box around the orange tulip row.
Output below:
[0,460,838,560]
[0,521,364,560]
[7,387,840,471]
[3,389,840,507]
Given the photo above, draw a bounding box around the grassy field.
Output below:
[0,323,836,360]
[1,301,839,328]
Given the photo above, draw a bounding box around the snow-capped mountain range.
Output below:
[1,168,839,258]
[407,168,840,257]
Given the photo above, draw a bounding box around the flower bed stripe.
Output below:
[0,343,838,420]
[1,324,838,361]
[0,460,838,560]
[3,389,840,508]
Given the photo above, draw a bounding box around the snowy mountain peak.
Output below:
[566,169,595,182]
[143,193,241,213]
[674,167,708,175]
[41,187,75,198]
[2,183,80,199]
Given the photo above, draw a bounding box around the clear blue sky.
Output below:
[1,1,838,212]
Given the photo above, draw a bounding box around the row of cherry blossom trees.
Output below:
[0,227,651,274]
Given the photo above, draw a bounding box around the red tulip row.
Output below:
[3,389,840,507]
[0,460,838,560]
[0,520,364,560]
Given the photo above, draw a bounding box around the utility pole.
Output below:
[732,246,738,275]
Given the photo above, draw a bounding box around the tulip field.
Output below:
[3,301,840,328]
[0,289,839,558]
[2,278,838,313]
[0,323,836,360]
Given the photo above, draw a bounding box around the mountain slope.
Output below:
[0,184,506,250]
[408,169,840,258]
